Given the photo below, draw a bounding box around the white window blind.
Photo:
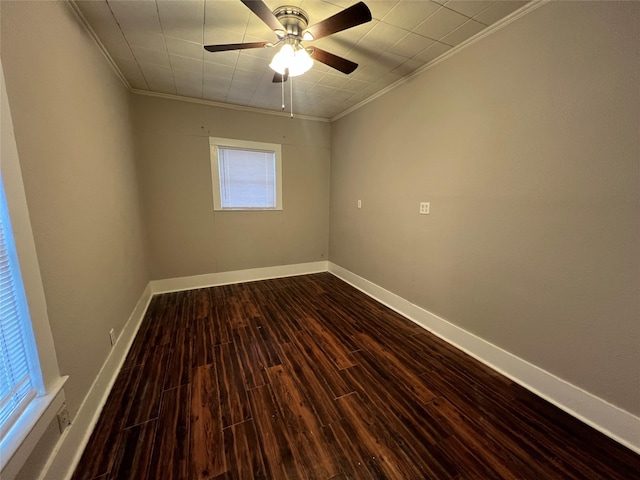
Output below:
[218,147,277,209]
[0,176,37,438]
[210,137,282,211]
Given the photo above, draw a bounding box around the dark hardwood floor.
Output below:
[71,273,640,479]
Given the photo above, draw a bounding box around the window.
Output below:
[1,60,65,479]
[0,175,43,438]
[210,137,283,211]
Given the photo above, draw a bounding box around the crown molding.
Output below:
[66,1,132,91]
[331,0,550,122]
[130,89,330,122]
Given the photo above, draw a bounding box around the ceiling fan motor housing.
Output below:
[273,5,309,39]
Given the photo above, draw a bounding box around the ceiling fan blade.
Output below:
[204,41,270,52]
[303,2,372,41]
[241,0,285,34]
[310,48,358,75]
[272,69,290,83]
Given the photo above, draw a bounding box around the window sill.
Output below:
[215,208,283,211]
[0,375,68,480]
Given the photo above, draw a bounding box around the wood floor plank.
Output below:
[420,362,579,478]
[265,364,341,479]
[193,288,212,319]
[216,342,252,428]
[321,423,376,480]
[424,397,540,479]
[71,365,141,480]
[246,316,283,368]
[301,315,357,370]
[108,420,156,480]
[164,326,193,389]
[148,385,190,480]
[175,292,196,330]
[251,295,293,344]
[233,325,269,389]
[312,308,361,353]
[154,305,179,344]
[421,366,598,478]
[125,343,170,427]
[121,295,171,368]
[225,296,249,330]
[241,290,262,318]
[336,372,458,478]
[279,340,347,426]
[335,392,458,479]
[510,390,640,479]
[223,420,268,480]
[325,420,384,480]
[341,362,452,447]
[190,364,226,480]
[210,303,232,345]
[247,384,297,479]
[355,332,437,403]
[439,434,505,480]
[192,315,218,367]
[72,272,640,480]
[291,329,353,399]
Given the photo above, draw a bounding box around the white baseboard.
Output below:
[40,283,154,480]
[150,261,329,294]
[328,262,640,454]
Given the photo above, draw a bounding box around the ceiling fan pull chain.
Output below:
[281,74,285,111]
[290,74,294,118]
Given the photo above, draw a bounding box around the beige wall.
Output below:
[330,1,640,415]
[132,95,331,280]
[1,0,149,455]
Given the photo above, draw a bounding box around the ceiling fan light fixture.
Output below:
[269,43,313,77]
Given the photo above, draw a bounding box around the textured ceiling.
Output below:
[74,0,530,119]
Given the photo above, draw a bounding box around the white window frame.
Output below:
[0,171,43,433]
[209,137,283,211]
[1,60,66,480]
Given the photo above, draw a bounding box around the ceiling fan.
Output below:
[204,0,372,83]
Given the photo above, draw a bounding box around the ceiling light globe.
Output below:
[269,44,295,75]
[269,44,314,77]
[290,48,313,77]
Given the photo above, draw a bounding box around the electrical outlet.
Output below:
[109,328,116,347]
[357,199,362,209]
[57,404,71,433]
[419,202,430,215]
